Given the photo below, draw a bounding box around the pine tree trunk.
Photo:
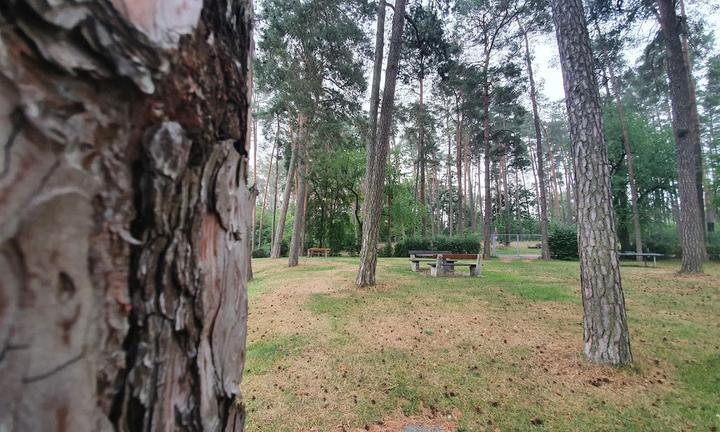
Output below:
[366,0,386,186]
[419,77,427,237]
[271,144,280,253]
[0,0,253,429]
[270,131,298,258]
[456,107,464,235]
[656,0,707,273]
[257,120,280,250]
[678,0,706,241]
[542,123,564,220]
[288,119,309,267]
[482,76,493,259]
[607,62,644,260]
[521,25,550,259]
[357,0,407,287]
[446,107,454,236]
[551,0,633,365]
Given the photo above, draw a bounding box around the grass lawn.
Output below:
[243,257,720,431]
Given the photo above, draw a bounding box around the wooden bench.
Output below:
[307,247,330,257]
[409,250,451,272]
[618,252,664,267]
[428,253,482,277]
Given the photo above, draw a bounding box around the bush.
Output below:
[643,226,681,256]
[392,236,482,257]
[707,232,720,260]
[252,248,268,258]
[548,225,578,260]
[393,237,431,257]
[378,243,394,257]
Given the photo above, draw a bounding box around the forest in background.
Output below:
[249,0,720,261]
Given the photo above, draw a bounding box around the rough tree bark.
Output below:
[288,118,308,267]
[656,0,707,272]
[521,24,550,259]
[270,130,298,258]
[551,0,633,365]
[356,0,407,287]
[0,0,253,430]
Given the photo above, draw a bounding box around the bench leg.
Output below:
[410,262,420,272]
[430,266,438,277]
[469,265,478,277]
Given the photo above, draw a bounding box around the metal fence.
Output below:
[491,234,542,258]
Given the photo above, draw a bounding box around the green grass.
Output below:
[244,257,720,431]
[245,334,307,376]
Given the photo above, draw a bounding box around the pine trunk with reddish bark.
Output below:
[0,0,254,429]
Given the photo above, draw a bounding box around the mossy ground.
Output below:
[243,257,720,432]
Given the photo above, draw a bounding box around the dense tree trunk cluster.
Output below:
[0,0,253,429]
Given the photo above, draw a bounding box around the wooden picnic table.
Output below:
[428,253,482,277]
[408,250,451,271]
[618,252,664,267]
[307,247,330,257]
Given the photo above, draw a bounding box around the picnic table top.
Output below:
[409,250,450,255]
[618,252,664,257]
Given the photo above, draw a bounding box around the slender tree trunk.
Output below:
[656,0,706,272]
[366,0,386,187]
[551,0,633,365]
[446,107,454,236]
[608,62,644,259]
[357,0,407,287]
[0,0,253,429]
[271,143,280,251]
[257,119,280,250]
[271,130,298,258]
[521,25,550,259]
[456,107,464,234]
[465,133,475,232]
[289,118,309,267]
[542,124,564,220]
[419,77,427,237]
[482,74,493,259]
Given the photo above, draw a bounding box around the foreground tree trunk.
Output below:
[357,0,407,287]
[520,24,550,260]
[656,0,706,273]
[270,133,298,258]
[551,0,633,365]
[0,0,253,429]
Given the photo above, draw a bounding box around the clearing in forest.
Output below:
[243,258,720,431]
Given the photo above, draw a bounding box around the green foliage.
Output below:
[548,225,578,260]
[252,248,268,258]
[392,235,482,257]
[706,232,720,260]
[643,225,681,256]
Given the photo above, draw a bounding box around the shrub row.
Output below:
[389,235,482,257]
